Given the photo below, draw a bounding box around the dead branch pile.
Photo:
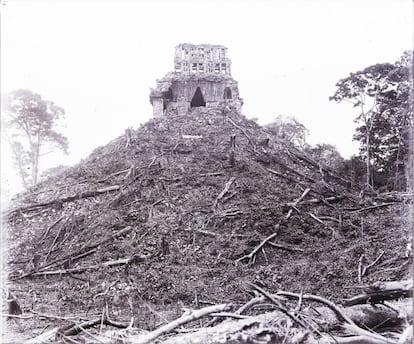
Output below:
[22,281,412,344]
[4,106,412,340]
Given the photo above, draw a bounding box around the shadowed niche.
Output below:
[190,87,206,107]
[224,87,232,99]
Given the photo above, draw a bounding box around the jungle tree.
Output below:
[4,89,69,187]
[330,52,412,190]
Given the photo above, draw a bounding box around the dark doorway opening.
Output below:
[163,88,174,110]
[190,87,206,107]
[224,87,232,99]
[163,87,174,101]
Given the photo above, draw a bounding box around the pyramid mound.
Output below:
[5,107,410,328]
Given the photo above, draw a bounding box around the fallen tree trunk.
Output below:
[286,188,311,219]
[235,230,278,264]
[130,303,231,344]
[266,241,305,252]
[266,168,324,195]
[25,327,59,344]
[350,202,397,214]
[23,286,411,344]
[11,226,134,281]
[295,195,346,205]
[8,185,121,215]
[286,147,361,191]
[60,317,128,336]
[155,299,412,344]
[212,177,236,209]
[25,317,129,343]
[343,280,413,306]
[158,310,286,344]
[269,156,318,184]
[31,255,148,277]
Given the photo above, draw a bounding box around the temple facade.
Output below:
[149,43,243,117]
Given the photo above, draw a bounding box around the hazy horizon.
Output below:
[1,0,412,195]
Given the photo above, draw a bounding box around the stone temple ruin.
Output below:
[149,43,243,117]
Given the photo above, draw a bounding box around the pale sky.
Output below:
[1,0,412,195]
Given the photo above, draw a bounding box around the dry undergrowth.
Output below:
[3,106,412,343]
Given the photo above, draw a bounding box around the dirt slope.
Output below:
[4,106,412,336]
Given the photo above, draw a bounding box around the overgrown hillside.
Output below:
[4,106,412,341]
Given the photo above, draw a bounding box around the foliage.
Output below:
[305,143,344,170]
[7,140,31,189]
[330,51,413,190]
[40,165,69,181]
[4,89,69,187]
[338,156,367,187]
[264,115,309,149]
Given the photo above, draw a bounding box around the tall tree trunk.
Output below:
[31,133,41,185]
[8,140,29,189]
[30,154,36,186]
[405,123,413,192]
[394,130,402,190]
[360,101,372,188]
[365,129,370,187]
[32,136,41,185]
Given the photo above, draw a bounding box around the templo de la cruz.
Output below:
[150,43,243,118]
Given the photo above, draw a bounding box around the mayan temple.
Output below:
[149,43,243,117]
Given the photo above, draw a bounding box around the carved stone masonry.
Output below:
[149,43,243,117]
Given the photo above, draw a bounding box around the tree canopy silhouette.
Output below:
[330,51,413,190]
[4,89,69,187]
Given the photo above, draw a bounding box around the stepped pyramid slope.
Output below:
[5,107,410,330]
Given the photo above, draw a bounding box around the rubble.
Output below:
[4,106,412,343]
[3,43,412,343]
[149,44,243,117]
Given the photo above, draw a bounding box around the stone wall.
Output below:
[174,43,231,75]
[152,98,164,118]
[169,79,239,103]
[149,44,242,117]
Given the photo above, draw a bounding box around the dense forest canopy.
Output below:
[330,51,413,190]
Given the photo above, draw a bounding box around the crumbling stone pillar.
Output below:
[152,98,164,118]
[177,97,189,114]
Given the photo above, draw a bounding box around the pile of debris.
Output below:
[4,106,412,343]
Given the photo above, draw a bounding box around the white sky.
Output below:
[1,0,412,195]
